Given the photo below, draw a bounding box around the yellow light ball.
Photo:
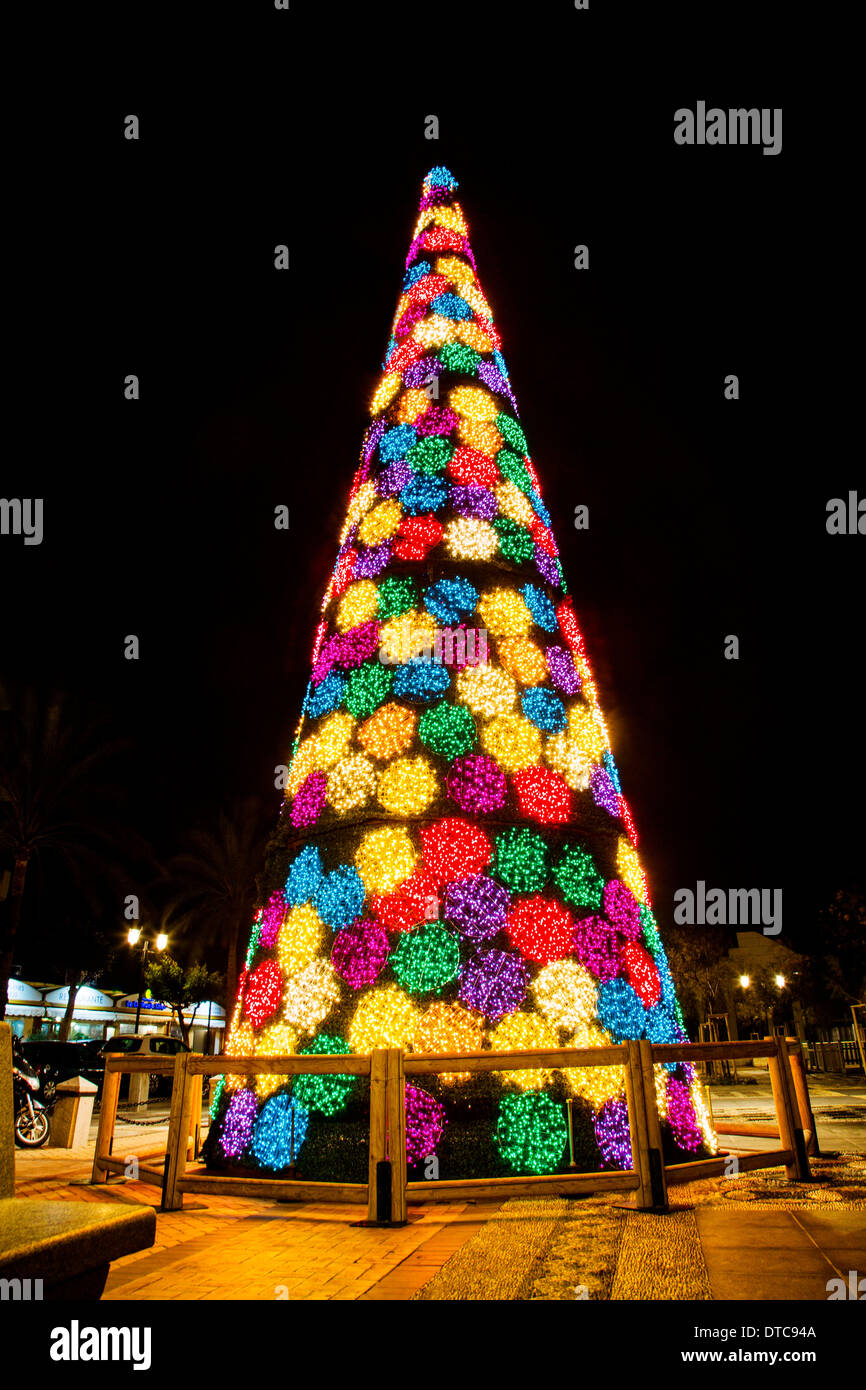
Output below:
[336,580,380,633]
[277,903,324,978]
[488,1012,558,1091]
[355,825,417,894]
[349,985,417,1053]
[480,712,542,771]
[358,497,402,548]
[377,756,438,815]
[477,587,533,638]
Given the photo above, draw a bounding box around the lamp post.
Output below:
[127,926,168,1032]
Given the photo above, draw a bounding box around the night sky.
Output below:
[5,19,858,960]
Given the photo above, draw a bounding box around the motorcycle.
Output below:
[13,1056,51,1147]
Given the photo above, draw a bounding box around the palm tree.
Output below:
[0,683,146,1021]
[166,797,271,1008]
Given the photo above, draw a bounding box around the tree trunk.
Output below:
[0,852,31,1022]
[174,1005,190,1048]
[58,975,84,1042]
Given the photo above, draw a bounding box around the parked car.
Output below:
[20,1039,106,1105]
[99,1034,190,1097]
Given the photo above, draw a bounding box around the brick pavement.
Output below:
[13,1143,502,1300]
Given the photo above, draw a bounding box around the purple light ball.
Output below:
[458,948,528,1020]
[443,875,511,943]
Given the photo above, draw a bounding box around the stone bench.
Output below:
[0,1198,156,1299]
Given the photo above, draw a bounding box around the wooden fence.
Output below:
[91,1036,815,1222]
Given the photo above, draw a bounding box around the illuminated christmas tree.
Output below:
[206,167,715,1181]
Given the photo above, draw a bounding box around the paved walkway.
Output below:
[10,1080,864,1302]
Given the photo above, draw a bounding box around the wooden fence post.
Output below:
[637,1040,668,1209]
[162,1052,193,1210]
[91,1063,121,1184]
[766,1037,810,1181]
[367,1049,388,1222]
[387,1048,407,1224]
[786,1040,820,1157]
[623,1040,654,1209]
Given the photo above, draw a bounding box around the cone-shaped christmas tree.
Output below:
[206,167,716,1181]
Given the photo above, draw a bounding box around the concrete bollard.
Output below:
[50,1075,98,1148]
[128,1072,150,1108]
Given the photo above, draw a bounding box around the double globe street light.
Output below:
[127,925,168,1032]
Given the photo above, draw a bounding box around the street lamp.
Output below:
[775,974,786,989]
[127,924,168,1032]
[739,974,750,989]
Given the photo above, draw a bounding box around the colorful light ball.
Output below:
[282,960,341,1036]
[220,1088,258,1159]
[442,874,510,942]
[445,753,507,813]
[603,879,643,939]
[393,661,452,702]
[596,978,647,1042]
[418,700,477,759]
[594,1098,633,1169]
[405,1085,447,1164]
[456,663,517,718]
[666,1078,704,1153]
[277,903,324,978]
[250,1093,309,1169]
[572,915,623,984]
[377,755,439,814]
[533,959,598,1030]
[348,984,417,1052]
[480,712,542,772]
[414,1001,484,1079]
[314,866,366,929]
[458,948,529,1020]
[511,766,572,823]
[488,1011,559,1090]
[244,960,283,1029]
[552,844,605,910]
[562,1020,625,1109]
[506,896,574,963]
[293,1034,355,1117]
[545,645,581,696]
[495,1092,568,1175]
[421,818,492,885]
[390,922,462,995]
[331,918,391,988]
[493,827,549,893]
[520,687,567,733]
[355,825,418,895]
[258,891,288,950]
[622,941,661,1007]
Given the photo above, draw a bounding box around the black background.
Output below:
[4,4,858,960]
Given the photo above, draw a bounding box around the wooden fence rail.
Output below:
[90,1036,815,1221]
